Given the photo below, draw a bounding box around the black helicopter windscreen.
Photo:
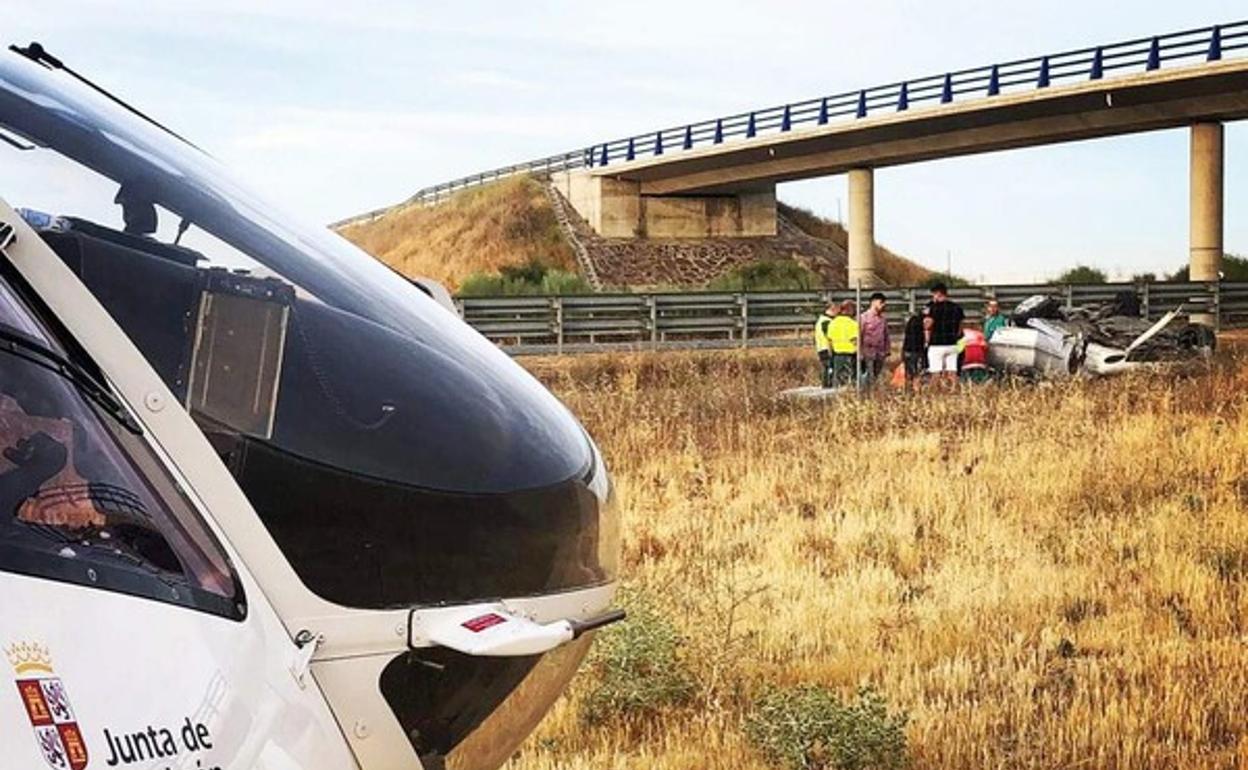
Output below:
[0,54,591,495]
[0,53,616,608]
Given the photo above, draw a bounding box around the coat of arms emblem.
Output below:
[7,642,89,770]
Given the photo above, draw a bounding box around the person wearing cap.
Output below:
[858,292,890,385]
[812,302,839,387]
[828,299,859,388]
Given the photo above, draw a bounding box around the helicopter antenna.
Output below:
[8,41,201,151]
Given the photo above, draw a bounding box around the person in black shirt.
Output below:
[923,283,964,381]
[901,310,927,386]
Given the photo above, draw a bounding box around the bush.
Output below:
[577,594,696,726]
[499,259,549,285]
[457,258,591,296]
[1054,265,1108,284]
[1169,252,1248,281]
[541,269,593,295]
[709,259,819,291]
[919,272,971,289]
[745,685,908,770]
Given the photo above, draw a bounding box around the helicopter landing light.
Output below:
[412,604,625,657]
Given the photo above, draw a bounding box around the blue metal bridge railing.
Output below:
[334,21,1248,228]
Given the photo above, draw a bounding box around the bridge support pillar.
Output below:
[1190,122,1223,282]
[1190,122,1223,326]
[848,168,876,287]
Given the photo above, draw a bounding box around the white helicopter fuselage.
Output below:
[0,45,618,770]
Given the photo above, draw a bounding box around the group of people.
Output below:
[813,283,1009,388]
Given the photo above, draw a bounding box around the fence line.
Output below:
[457,281,1248,355]
[333,21,1247,228]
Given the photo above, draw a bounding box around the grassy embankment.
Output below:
[338,177,574,292]
[507,345,1248,770]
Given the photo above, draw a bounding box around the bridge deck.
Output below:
[587,59,1248,196]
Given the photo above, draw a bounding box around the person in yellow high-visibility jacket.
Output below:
[813,302,838,387]
[828,299,859,387]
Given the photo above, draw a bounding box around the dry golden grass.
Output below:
[510,344,1248,769]
[780,203,934,286]
[337,178,574,291]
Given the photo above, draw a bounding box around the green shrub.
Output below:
[1170,252,1248,282]
[458,259,591,296]
[920,272,971,289]
[499,258,548,285]
[709,259,819,291]
[577,594,696,726]
[458,272,508,296]
[541,269,593,295]
[1053,265,1109,284]
[745,685,908,770]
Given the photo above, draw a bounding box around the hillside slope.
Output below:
[338,177,575,291]
[338,178,932,290]
[778,203,934,286]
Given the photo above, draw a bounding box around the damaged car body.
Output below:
[987,291,1217,379]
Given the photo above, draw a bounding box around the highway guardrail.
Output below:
[456,281,1248,354]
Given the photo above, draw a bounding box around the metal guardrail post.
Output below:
[1213,282,1222,331]
[1140,281,1150,319]
[553,296,564,354]
[739,293,750,348]
[907,288,916,315]
[648,295,658,350]
[1064,285,1074,310]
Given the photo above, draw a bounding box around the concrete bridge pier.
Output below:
[847,168,876,288]
[1190,122,1223,326]
[1190,122,1224,281]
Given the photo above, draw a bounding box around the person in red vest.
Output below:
[959,328,990,383]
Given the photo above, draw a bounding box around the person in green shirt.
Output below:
[983,298,1008,341]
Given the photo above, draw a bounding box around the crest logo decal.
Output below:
[8,642,89,770]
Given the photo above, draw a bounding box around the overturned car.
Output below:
[987,292,1217,378]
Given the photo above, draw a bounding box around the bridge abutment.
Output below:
[552,171,776,239]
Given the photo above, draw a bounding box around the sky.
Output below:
[6,0,1248,283]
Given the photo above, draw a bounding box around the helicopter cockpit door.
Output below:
[0,199,361,770]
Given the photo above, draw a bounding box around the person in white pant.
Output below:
[923,282,964,382]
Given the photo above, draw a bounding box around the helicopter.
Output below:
[0,42,620,770]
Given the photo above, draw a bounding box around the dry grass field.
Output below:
[508,343,1248,770]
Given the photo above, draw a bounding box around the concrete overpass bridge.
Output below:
[343,21,1248,288]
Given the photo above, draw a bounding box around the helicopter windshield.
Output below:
[0,53,616,610]
[0,267,242,618]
